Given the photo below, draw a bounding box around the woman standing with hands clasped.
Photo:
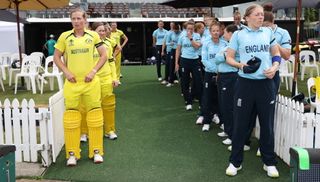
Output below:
[225,4,281,178]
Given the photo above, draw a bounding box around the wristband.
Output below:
[272,55,281,64]
[190,38,193,41]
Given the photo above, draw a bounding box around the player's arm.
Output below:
[278,46,291,60]
[152,36,156,47]
[53,49,76,82]
[264,42,281,79]
[85,44,107,82]
[175,45,181,72]
[113,44,121,57]
[120,34,128,49]
[226,48,246,69]
[190,39,201,49]
[161,40,166,56]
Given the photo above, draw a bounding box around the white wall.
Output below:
[0,21,24,54]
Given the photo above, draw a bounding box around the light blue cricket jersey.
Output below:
[153,28,168,45]
[273,25,292,50]
[164,30,173,52]
[198,35,209,56]
[178,32,201,59]
[168,31,181,50]
[229,26,277,79]
[215,45,239,73]
[203,27,211,39]
[201,38,227,73]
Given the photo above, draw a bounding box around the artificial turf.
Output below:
[43,65,291,182]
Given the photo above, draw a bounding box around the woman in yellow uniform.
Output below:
[110,22,128,81]
[80,22,121,141]
[53,9,107,166]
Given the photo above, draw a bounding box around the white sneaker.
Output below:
[66,152,77,166]
[222,138,232,145]
[161,80,168,85]
[226,163,242,176]
[212,114,220,124]
[93,150,103,164]
[217,131,228,137]
[105,132,118,140]
[196,116,204,125]
[174,80,179,84]
[263,165,279,178]
[186,104,192,111]
[158,77,163,81]
[80,134,88,142]
[227,145,251,152]
[202,124,210,131]
[166,83,173,87]
[220,124,224,130]
[256,148,261,157]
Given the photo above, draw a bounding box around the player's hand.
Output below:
[264,65,278,79]
[112,80,120,87]
[175,63,179,72]
[65,71,76,83]
[85,70,96,82]
[161,51,165,56]
[118,46,123,51]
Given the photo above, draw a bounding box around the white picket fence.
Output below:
[255,94,320,165]
[0,90,64,167]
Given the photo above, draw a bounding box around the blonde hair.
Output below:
[70,8,87,19]
[195,22,204,32]
[243,4,263,20]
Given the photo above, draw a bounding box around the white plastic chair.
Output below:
[14,56,40,94]
[0,70,4,92]
[279,55,295,91]
[9,53,27,86]
[0,52,11,80]
[307,77,317,113]
[40,56,64,94]
[30,52,44,63]
[300,50,319,80]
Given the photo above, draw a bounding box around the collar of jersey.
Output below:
[243,25,263,32]
[68,28,90,38]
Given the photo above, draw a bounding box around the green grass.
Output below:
[42,65,296,182]
[1,74,59,106]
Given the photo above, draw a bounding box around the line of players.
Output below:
[152,4,291,178]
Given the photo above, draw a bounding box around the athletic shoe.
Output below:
[158,77,163,81]
[174,80,179,84]
[220,124,224,130]
[93,150,103,164]
[66,152,77,166]
[212,114,220,124]
[166,83,173,87]
[118,81,122,85]
[196,116,204,125]
[80,134,88,142]
[161,80,168,85]
[181,93,184,97]
[202,124,210,131]
[105,132,118,140]
[120,74,123,78]
[263,165,279,178]
[256,148,261,157]
[226,163,242,176]
[193,99,199,103]
[227,145,251,152]
[222,138,232,145]
[186,104,192,111]
[217,131,228,137]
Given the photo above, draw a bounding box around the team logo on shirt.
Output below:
[85,38,93,44]
[68,39,74,46]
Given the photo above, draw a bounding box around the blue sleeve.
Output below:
[229,32,239,51]
[152,29,157,37]
[166,32,172,46]
[280,30,292,49]
[215,47,227,65]
[269,29,277,48]
[177,36,182,46]
[194,33,201,43]
[201,42,215,71]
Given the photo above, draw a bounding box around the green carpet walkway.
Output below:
[44,66,290,182]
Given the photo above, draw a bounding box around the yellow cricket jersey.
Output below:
[110,29,125,45]
[93,42,111,78]
[104,37,118,81]
[55,29,103,80]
